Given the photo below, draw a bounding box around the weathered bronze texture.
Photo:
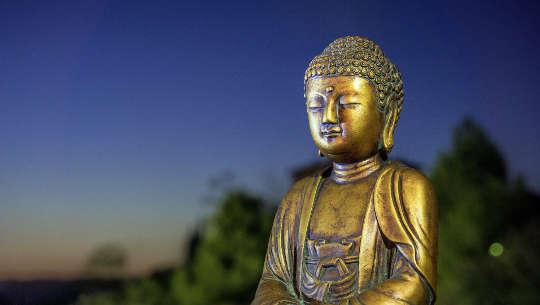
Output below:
[252,36,438,305]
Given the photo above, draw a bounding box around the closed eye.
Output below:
[339,95,362,106]
[307,96,325,111]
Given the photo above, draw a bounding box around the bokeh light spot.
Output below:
[489,242,504,257]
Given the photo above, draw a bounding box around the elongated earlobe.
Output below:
[382,96,398,153]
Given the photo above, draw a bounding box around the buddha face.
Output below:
[306,75,384,163]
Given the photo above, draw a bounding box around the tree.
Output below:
[431,117,540,305]
[85,243,128,279]
[171,190,274,305]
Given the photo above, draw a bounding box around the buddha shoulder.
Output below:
[396,164,437,214]
[377,162,438,238]
[276,173,322,213]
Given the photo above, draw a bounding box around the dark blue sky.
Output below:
[1,0,539,279]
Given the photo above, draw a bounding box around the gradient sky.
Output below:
[1,0,539,280]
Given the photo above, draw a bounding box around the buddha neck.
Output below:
[331,153,383,184]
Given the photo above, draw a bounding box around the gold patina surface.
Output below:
[252,36,438,305]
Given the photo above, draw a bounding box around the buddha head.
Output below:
[304,36,404,163]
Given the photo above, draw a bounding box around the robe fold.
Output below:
[252,162,438,305]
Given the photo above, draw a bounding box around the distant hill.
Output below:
[0,279,123,305]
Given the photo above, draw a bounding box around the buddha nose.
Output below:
[322,99,338,124]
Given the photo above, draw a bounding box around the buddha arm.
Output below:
[252,180,307,305]
[353,253,430,305]
[354,166,438,305]
[252,267,299,305]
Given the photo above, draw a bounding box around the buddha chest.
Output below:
[309,173,377,239]
[302,173,378,303]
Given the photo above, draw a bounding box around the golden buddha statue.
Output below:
[252,37,438,305]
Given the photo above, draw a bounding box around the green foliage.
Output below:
[171,191,274,305]
[76,291,121,305]
[75,278,175,305]
[432,117,540,305]
[75,190,274,305]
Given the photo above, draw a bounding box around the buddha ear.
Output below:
[382,94,398,153]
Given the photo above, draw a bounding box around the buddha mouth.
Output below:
[322,131,341,138]
[321,125,343,138]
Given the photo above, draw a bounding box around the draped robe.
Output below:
[252,162,438,305]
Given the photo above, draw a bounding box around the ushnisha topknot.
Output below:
[304,36,404,116]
